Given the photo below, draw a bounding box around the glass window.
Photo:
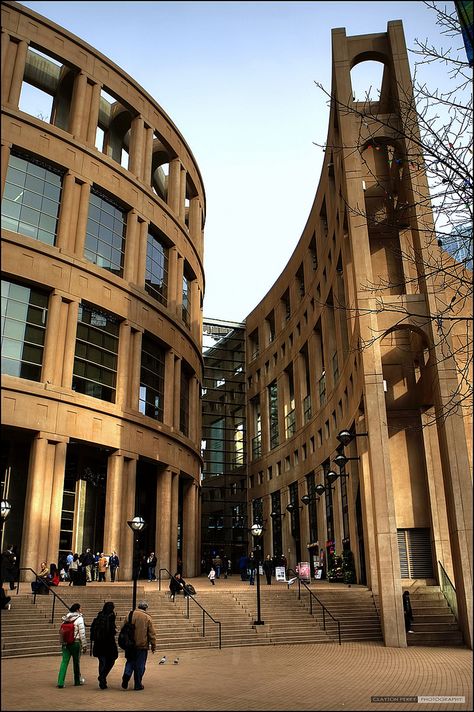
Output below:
[1,153,62,245]
[139,333,165,421]
[72,303,119,402]
[1,280,48,381]
[145,229,168,306]
[182,272,191,327]
[84,191,126,276]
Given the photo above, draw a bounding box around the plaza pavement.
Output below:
[1,577,472,711]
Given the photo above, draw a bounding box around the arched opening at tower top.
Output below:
[350,59,385,102]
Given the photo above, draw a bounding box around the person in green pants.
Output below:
[57,602,87,688]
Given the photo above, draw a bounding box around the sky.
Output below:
[19,1,458,322]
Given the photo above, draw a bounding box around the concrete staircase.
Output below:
[300,587,383,642]
[402,586,464,647]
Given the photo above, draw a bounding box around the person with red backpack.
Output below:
[57,603,87,688]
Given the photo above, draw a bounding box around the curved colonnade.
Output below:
[1,1,204,579]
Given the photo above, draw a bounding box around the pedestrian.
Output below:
[239,554,248,581]
[1,586,12,610]
[109,551,119,582]
[80,548,94,582]
[57,602,87,688]
[68,553,79,586]
[169,572,186,601]
[403,590,414,633]
[248,553,256,585]
[46,563,60,587]
[1,544,17,590]
[212,554,222,578]
[146,552,157,582]
[121,600,156,691]
[208,567,216,585]
[90,601,118,689]
[226,558,232,577]
[98,553,108,582]
[263,554,273,585]
[93,552,100,581]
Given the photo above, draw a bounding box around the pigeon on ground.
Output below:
[173,657,179,665]
[159,655,167,664]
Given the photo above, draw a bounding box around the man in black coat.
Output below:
[90,601,118,689]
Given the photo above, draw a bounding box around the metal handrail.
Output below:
[286,567,342,645]
[158,568,222,649]
[17,567,71,623]
[438,561,458,621]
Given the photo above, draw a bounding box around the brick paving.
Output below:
[2,577,472,710]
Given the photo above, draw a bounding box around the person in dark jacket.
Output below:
[403,590,414,633]
[90,601,118,689]
[169,572,187,601]
[1,545,17,590]
[263,555,273,585]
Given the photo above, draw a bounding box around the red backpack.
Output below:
[59,620,75,645]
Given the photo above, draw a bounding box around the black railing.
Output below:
[286,567,342,645]
[158,568,222,649]
[16,567,71,623]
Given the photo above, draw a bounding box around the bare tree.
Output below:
[314,1,472,423]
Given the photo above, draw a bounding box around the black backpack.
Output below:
[91,612,109,643]
[118,611,135,651]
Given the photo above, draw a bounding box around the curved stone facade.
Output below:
[1,1,204,578]
[245,22,472,647]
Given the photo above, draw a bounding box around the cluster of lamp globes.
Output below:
[270,429,367,517]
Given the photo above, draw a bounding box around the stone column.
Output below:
[61,299,80,388]
[156,467,174,574]
[176,255,184,320]
[135,218,149,288]
[163,349,176,428]
[167,246,179,314]
[86,81,101,146]
[1,142,11,195]
[189,196,201,244]
[293,352,304,429]
[168,158,181,215]
[170,469,180,574]
[128,328,143,413]
[69,71,88,138]
[182,479,197,577]
[103,452,126,555]
[116,322,132,408]
[55,172,77,252]
[188,375,200,444]
[119,457,138,580]
[6,39,28,108]
[73,180,92,257]
[42,291,63,385]
[142,125,154,185]
[46,440,68,567]
[123,211,140,283]
[173,356,182,430]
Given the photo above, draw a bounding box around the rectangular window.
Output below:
[145,229,168,306]
[85,190,126,276]
[1,280,48,381]
[139,333,165,421]
[72,303,119,402]
[2,152,62,245]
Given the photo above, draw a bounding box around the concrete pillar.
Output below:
[103,452,125,555]
[73,180,92,257]
[116,322,132,408]
[42,292,63,385]
[189,196,201,243]
[86,81,101,146]
[173,356,182,430]
[176,255,184,319]
[123,210,140,284]
[136,218,149,288]
[21,436,50,578]
[55,172,77,252]
[61,299,80,388]
[46,440,68,567]
[293,352,304,430]
[119,457,138,580]
[7,39,28,108]
[128,115,145,179]
[167,246,179,313]
[182,479,197,577]
[1,142,11,196]
[69,71,88,138]
[170,469,180,574]
[168,158,181,215]
[156,467,173,574]
[142,125,154,185]
[163,349,175,427]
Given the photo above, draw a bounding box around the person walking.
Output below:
[403,590,414,633]
[121,600,156,691]
[208,567,216,585]
[57,603,87,688]
[109,551,119,582]
[90,601,118,689]
[68,554,79,586]
[1,545,17,590]
[263,554,273,585]
[248,552,256,585]
[146,552,157,582]
[80,548,94,582]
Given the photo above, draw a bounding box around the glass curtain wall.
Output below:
[201,319,247,573]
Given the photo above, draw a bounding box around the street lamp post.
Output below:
[250,523,264,626]
[1,499,12,552]
[127,516,146,611]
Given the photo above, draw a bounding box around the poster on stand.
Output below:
[297,561,311,582]
[275,566,286,582]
